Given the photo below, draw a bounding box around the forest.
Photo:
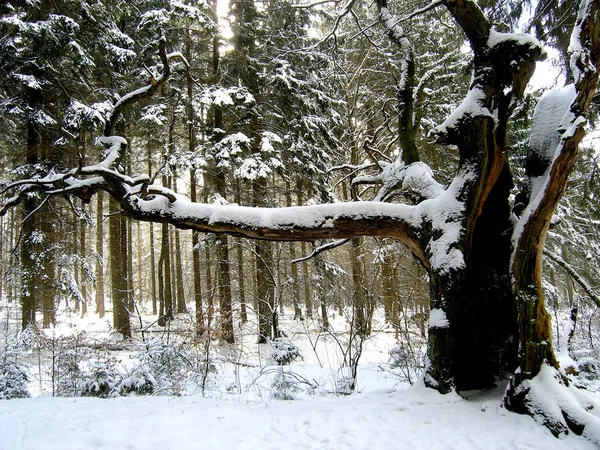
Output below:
[1,0,600,447]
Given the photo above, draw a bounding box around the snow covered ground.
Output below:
[1,383,596,449]
[1,307,598,449]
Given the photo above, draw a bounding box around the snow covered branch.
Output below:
[104,38,171,136]
[545,250,600,308]
[352,159,444,203]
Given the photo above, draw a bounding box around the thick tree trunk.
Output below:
[425,165,518,392]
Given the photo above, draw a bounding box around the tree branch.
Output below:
[545,250,600,308]
[104,38,171,136]
[291,238,350,264]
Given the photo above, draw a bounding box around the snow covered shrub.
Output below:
[270,339,301,365]
[0,358,30,399]
[577,357,600,379]
[572,356,600,390]
[388,339,425,385]
[118,364,156,396]
[53,348,83,396]
[17,324,42,351]
[389,342,412,368]
[79,359,121,398]
[271,370,301,400]
[136,341,192,395]
[336,373,355,395]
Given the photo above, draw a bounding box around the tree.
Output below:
[2,0,599,440]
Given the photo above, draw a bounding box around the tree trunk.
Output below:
[350,238,368,337]
[204,240,214,328]
[80,215,88,317]
[20,196,37,330]
[159,220,174,324]
[147,147,158,315]
[314,254,329,329]
[381,246,398,328]
[254,179,275,343]
[235,182,248,324]
[286,185,302,320]
[95,191,105,318]
[109,197,131,338]
[190,202,203,333]
[216,236,234,342]
[190,171,204,334]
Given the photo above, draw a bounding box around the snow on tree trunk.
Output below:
[505,0,600,439]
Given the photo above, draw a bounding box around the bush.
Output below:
[576,357,600,380]
[135,341,193,395]
[271,370,301,400]
[336,374,355,395]
[270,339,301,366]
[53,348,84,397]
[118,365,156,396]
[388,339,425,385]
[79,359,121,398]
[0,358,30,399]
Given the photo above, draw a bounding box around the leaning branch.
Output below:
[104,38,171,135]
[291,238,350,264]
[545,250,600,308]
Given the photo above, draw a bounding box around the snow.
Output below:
[97,136,127,169]
[528,84,577,167]
[512,83,579,251]
[569,0,592,84]
[433,86,491,136]
[487,30,541,51]
[1,298,598,449]
[428,308,449,329]
[514,364,600,446]
[1,382,594,449]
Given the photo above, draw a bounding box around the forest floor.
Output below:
[0,304,598,449]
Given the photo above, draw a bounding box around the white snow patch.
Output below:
[0,382,594,449]
[428,308,449,329]
[434,86,491,135]
[487,30,541,51]
[512,83,579,252]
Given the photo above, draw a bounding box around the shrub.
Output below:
[0,358,30,399]
[118,364,156,396]
[79,359,121,398]
[136,341,193,395]
[270,339,301,366]
[53,348,84,397]
[271,370,301,400]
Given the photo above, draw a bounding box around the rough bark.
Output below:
[254,178,276,343]
[506,1,600,435]
[95,191,105,318]
[109,197,131,338]
[190,171,204,334]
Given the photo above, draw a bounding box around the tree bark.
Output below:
[109,197,132,338]
[95,191,105,318]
